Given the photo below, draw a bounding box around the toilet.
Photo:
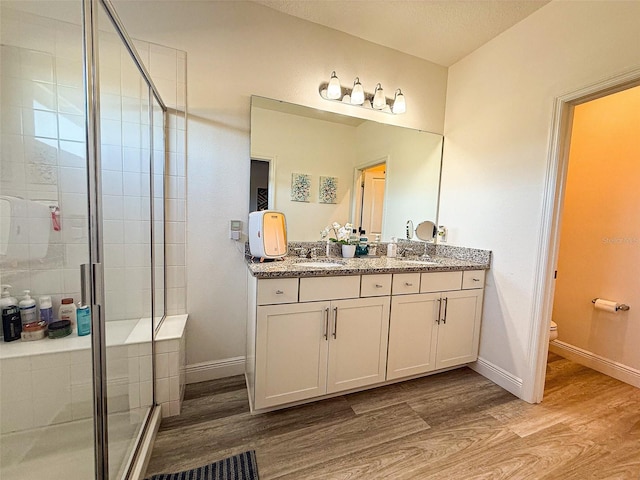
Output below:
[549,320,558,342]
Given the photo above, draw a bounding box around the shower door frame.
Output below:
[82,0,168,478]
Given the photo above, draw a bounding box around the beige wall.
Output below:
[442,0,640,397]
[113,1,448,376]
[552,86,640,370]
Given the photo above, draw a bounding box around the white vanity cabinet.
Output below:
[250,275,390,410]
[247,268,485,412]
[386,271,484,380]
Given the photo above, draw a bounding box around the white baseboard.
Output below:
[470,356,524,399]
[185,356,246,384]
[549,341,640,388]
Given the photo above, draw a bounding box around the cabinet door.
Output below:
[435,289,483,369]
[326,297,390,394]
[387,293,440,380]
[255,302,330,409]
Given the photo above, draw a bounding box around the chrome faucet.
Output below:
[402,247,415,258]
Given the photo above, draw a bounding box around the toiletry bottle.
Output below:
[76,303,91,336]
[19,290,37,326]
[349,229,358,244]
[369,234,380,256]
[357,229,369,256]
[39,295,53,325]
[59,298,77,332]
[1,285,21,342]
[387,237,398,258]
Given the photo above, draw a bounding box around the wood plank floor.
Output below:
[145,354,640,479]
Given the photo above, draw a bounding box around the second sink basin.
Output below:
[399,259,439,266]
[295,261,344,268]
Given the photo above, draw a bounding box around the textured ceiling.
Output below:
[252,0,551,67]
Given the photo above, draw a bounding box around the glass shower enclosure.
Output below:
[1,0,168,478]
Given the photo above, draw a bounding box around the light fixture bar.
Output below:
[319,72,406,115]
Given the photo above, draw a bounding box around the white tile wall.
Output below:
[1,6,187,432]
[154,315,187,417]
[1,11,186,319]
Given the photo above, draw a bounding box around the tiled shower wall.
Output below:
[0,7,186,318]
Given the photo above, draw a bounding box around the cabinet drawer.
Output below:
[257,278,299,305]
[299,276,360,302]
[462,270,485,290]
[392,273,421,295]
[361,274,392,297]
[420,271,462,293]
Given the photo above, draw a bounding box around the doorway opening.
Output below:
[530,69,640,403]
[353,162,386,238]
[250,156,276,212]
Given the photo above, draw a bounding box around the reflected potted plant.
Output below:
[321,222,357,258]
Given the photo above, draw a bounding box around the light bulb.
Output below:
[350,77,365,105]
[326,71,341,100]
[372,83,386,110]
[392,89,406,114]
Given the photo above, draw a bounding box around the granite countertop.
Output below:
[246,254,490,279]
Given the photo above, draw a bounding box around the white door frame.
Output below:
[527,67,640,403]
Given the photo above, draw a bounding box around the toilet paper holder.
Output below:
[592,298,630,311]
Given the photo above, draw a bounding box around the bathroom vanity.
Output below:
[245,249,490,412]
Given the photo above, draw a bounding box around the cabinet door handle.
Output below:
[332,307,338,339]
[323,307,329,340]
[275,290,284,295]
[442,297,448,324]
[436,298,442,325]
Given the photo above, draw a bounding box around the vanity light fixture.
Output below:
[392,89,406,114]
[319,71,406,114]
[351,77,365,105]
[326,71,342,100]
[372,83,386,110]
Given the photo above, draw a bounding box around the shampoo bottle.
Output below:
[1,285,21,342]
[76,303,91,336]
[19,290,37,326]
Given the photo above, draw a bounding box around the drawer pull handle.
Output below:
[473,278,480,282]
[375,284,384,288]
[404,282,413,287]
[275,290,284,294]
[323,308,329,340]
[442,297,448,324]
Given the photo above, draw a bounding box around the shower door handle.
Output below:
[81,263,104,307]
[81,263,91,307]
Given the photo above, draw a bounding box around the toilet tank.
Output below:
[0,196,51,263]
[248,211,287,259]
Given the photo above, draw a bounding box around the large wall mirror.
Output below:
[250,96,443,242]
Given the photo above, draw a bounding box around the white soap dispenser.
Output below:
[19,290,37,325]
[387,237,398,258]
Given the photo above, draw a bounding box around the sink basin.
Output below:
[295,261,344,268]
[399,259,439,266]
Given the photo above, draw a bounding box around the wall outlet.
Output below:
[437,225,448,243]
